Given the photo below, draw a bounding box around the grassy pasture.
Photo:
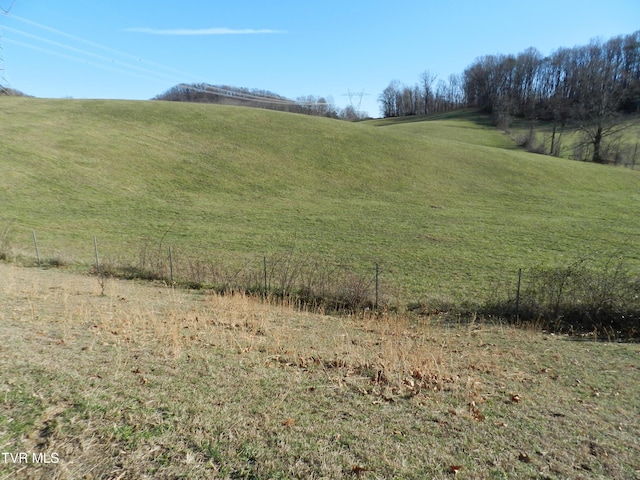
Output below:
[0,264,638,479]
[1,98,639,308]
[1,100,639,478]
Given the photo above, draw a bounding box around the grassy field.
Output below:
[1,101,639,478]
[1,263,639,479]
[1,97,639,309]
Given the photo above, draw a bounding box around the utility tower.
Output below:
[0,27,8,93]
[341,89,370,117]
[0,1,17,93]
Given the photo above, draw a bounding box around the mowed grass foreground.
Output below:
[1,264,639,479]
[1,98,639,306]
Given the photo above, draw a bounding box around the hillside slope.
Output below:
[1,98,638,304]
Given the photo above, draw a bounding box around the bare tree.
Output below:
[571,38,633,163]
[378,80,401,117]
[419,70,438,115]
[447,73,464,108]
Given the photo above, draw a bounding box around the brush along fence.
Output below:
[483,256,640,339]
[6,230,640,338]
[20,231,384,314]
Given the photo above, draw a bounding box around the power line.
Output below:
[10,14,197,80]
[0,0,16,15]
[4,26,182,84]
[1,12,334,106]
[5,14,204,90]
[0,26,8,93]
[0,3,13,93]
[177,84,331,107]
[5,37,174,84]
[4,24,327,105]
[179,84,295,105]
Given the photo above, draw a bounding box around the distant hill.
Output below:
[0,86,29,96]
[154,83,342,118]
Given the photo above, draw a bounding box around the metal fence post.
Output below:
[169,246,174,285]
[375,263,379,310]
[32,230,41,267]
[93,237,100,275]
[263,256,268,296]
[515,267,522,320]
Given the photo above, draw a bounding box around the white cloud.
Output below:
[125,27,286,35]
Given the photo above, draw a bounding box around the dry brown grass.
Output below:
[1,263,639,479]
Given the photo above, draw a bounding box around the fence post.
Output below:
[375,263,379,310]
[263,256,268,296]
[169,247,174,286]
[32,230,41,267]
[515,267,522,320]
[93,236,100,275]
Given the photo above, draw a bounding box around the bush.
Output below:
[483,254,640,340]
[97,249,378,314]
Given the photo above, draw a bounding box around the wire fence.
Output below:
[483,256,640,339]
[22,230,384,314]
[5,229,640,338]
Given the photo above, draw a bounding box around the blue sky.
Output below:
[1,0,639,117]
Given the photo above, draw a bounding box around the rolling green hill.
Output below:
[1,98,638,307]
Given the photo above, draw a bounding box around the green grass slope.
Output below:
[1,98,639,306]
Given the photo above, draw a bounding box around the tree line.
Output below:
[462,32,640,121]
[378,31,640,164]
[153,83,366,120]
[377,71,465,118]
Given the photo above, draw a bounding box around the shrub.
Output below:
[483,254,640,340]
[96,249,378,314]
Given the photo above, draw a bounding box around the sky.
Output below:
[1,0,639,117]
